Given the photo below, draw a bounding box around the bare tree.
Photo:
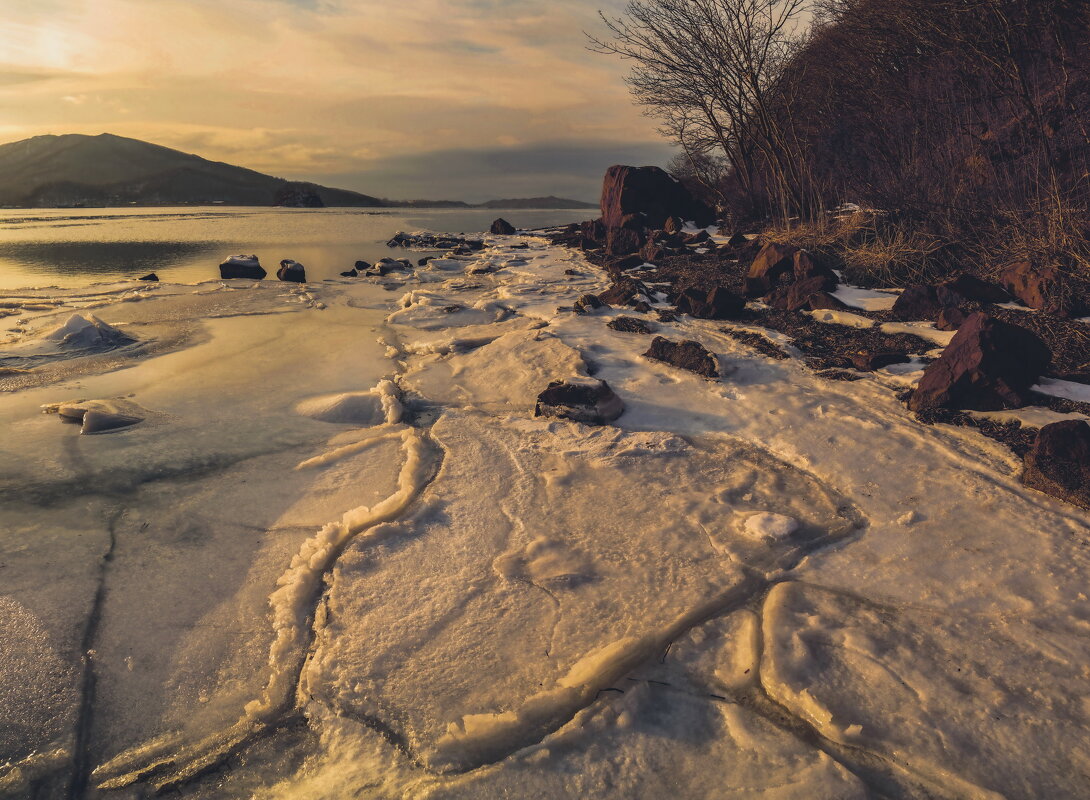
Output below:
[589,0,813,221]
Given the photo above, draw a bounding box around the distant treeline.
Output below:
[596,0,1090,277]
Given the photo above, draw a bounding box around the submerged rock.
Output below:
[535,379,624,425]
[1021,420,1090,510]
[908,312,1051,411]
[219,255,266,280]
[277,259,307,283]
[643,336,721,379]
[138,273,158,282]
[490,218,517,235]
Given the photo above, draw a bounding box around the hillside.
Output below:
[0,133,385,208]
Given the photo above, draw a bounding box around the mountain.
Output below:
[385,195,597,209]
[0,133,385,208]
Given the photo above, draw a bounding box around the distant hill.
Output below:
[386,195,597,209]
[0,133,384,208]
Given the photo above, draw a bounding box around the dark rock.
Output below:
[608,316,656,334]
[766,275,843,312]
[535,379,624,425]
[609,254,645,272]
[643,336,721,379]
[564,268,580,276]
[745,243,837,296]
[727,232,750,249]
[655,308,678,323]
[676,286,745,320]
[935,307,970,331]
[355,260,372,270]
[468,264,497,275]
[942,274,1010,303]
[850,351,909,371]
[598,278,650,306]
[605,225,645,256]
[418,256,435,267]
[138,273,158,281]
[639,240,666,263]
[1000,261,1086,318]
[219,255,266,280]
[491,218,517,235]
[340,269,359,277]
[442,305,463,313]
[908,312,1051,411]
[890,285,972,320]
[663,216,685,234]
[684,230,712,245]
[632,300,653,314]
[574,294,606,313]
[277,259,307,283]
[510,243,530,250]
[600,165,714,229]
[580,218,607,244]
[1021,420,1090,510]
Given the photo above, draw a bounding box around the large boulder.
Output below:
[1000,261,1086,318]
[676,286,745,320]
[643,336,721,379]
[1021,420,1090,510]
[600,165,714,230]
[490,218,516,235]
[745,244,837,297]
[890,285,963,320]
[219,255,266,280]
[277,259,307,283]
[535,379,624,425]
[908,312,1051,411]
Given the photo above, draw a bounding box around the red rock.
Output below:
[684,230,712,245]
[607,316,656,334]
[606,226,645,256]
[1022,420,1090,509]
[908,312,1051,411]
[598,279,650,306]
[936,307,970,331]
[766,275,843,312]
[891,285,971,320]
[600,165,714,230]
[941,274,1009,303]
[745,244,837,297]
[663,216,685,234]
[1000,261,1085,318]
[643,336,721,378]
[807,291,849,310]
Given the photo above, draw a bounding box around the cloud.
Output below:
[0,0,667,199]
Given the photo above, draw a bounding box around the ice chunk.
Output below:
[44,314,136,350]
[80,410,143,434]
[743,512,800,541]
[294,380,402,426]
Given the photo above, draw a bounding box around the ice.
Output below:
[829,285,899,311]
[0,232,1088,797]
[1031,376,1090,404]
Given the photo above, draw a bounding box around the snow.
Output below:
[804,308,875,328]
[972,406,1089,428]
[1032,377,1090,404]
[879,320,957,346]
[0,232,1088,797]
[829,285,899,311]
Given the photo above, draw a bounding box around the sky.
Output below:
[0,0,675,202]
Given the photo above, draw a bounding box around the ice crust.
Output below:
[0,234,1088,798]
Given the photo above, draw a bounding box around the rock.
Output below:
[745,243,836,296]
[1000,261,1085,317]
[607,316,656,334]
[574,294,606,313]
[643,336,720,379]
[676,286,745,319]
[655,308,678,323]
[138,273,158,281]
[564,268,580,276]
[639,240,667,263]
[340,269,359,278]
[908,312,1051,411]
[942,274,1009,303]
[219,255,266,280]
[727,232,750,249]
[850,351,909,371]
[535,379,624,425]
[1021,420,1090,510]
[891,285,972,320]
[935,306,970,331]
[580,218,607,244]
[490,218,517,235]
[80,410,143,435]
[663,216,685,234]
[766,275,844,312]
[355,260,372,271]
[684,230,712,245]
[600,165,714,229]
[598,279,650,306]
[632,300,653,314]
[609,254,646,272]
[277,259,307,283]
[605,225,645,256]
[418,257,435,267]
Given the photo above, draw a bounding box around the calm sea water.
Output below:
[0,207,592,290]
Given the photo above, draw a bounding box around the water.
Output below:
[0,207,591,289]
